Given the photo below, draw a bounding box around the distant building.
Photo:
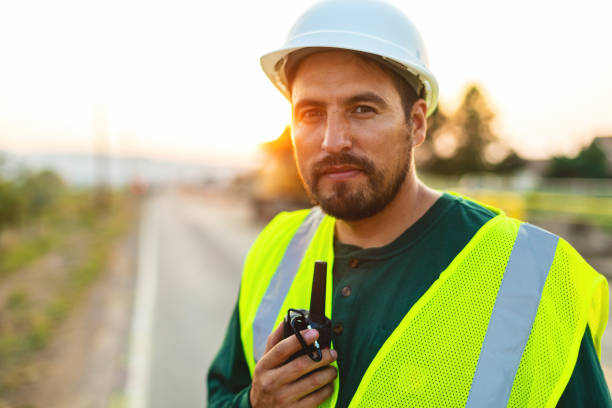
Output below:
[593,136,612,174]
[523,159,550,177]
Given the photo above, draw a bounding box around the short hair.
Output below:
[286,49,419,124]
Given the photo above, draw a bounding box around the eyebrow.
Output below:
[293,92,390,112]
[346,92,390,109]
[293,98,324,113]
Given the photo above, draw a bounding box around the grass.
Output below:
[108,394,127,408]
[450,188,612,229]
[525,191,612,227]
[0,234,60,277]
[0,190,121,277]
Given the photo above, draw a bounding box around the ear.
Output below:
[410,99,428,147]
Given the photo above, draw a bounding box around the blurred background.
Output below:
[0,0,611,407]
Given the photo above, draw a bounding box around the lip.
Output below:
[320,165,362,181]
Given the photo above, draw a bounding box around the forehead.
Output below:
[290,50,398,102]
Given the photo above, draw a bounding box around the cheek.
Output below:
[291,140,313,180]
[292,131,320,164]
[366,129,410,170]
[368,118,403,137]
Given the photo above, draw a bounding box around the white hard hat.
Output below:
[260,0,439,116]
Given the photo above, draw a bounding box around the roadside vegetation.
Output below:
[0,161,138,406]
[525,192,612,229]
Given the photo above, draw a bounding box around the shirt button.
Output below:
[333,323,344,335]
[341,286,352,297]
[349,258,359,268]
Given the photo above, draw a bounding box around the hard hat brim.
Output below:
[261,30,439,117]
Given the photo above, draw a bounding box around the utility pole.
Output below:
[93,104,111,210]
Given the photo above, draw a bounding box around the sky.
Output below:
[0,0,611,166]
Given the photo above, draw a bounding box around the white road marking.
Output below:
[126,200,160,408]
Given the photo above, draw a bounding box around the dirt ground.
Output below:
[1,229,138,408]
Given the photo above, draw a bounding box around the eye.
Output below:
[353,105,376,114]
[299,109,324,122]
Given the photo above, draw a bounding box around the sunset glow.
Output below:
[0,0,611,164]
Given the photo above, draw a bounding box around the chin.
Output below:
[316,189,380,221]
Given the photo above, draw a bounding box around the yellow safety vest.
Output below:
[239,202,608,407]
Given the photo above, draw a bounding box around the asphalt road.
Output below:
[127,191,261,408]
[127,190,612,407]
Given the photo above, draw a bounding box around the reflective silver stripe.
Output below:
[252,207,325,362]
[466,223,559,407]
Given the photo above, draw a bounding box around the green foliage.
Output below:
[0,165,66,237]
[546,140,609,178]
[25,313,51,351]
[18,169,65,218]
[0,180,25,230]
[5,289,29,310]
[0,234,57,276]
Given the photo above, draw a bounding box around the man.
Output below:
[208,0,611,406]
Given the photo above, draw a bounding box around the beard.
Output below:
[300,150,411,221]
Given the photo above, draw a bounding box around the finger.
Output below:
[295,383,334,408]
[280,365,337,402]
[259,328,319,370]
[276,347,338,384]
[264,322,285,354]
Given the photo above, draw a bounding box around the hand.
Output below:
[250,323,338,408]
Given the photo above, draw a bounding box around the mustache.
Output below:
[312,152,376,179]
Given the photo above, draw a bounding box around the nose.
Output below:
[321,111,351,153]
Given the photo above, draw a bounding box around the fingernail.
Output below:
[331,349,338,359]
[305,329,318,341]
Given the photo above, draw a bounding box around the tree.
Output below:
[418,84,525,176]
[417,104,448,169]
[546,140,608,178]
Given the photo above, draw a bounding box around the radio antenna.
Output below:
[309,261,327,325]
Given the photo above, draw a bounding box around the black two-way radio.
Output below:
[283,261,333,362]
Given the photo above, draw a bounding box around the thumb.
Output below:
[264,322,285,354]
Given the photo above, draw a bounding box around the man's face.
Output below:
[290,50,414,221]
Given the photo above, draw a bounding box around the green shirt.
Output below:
[207,193,611,407]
